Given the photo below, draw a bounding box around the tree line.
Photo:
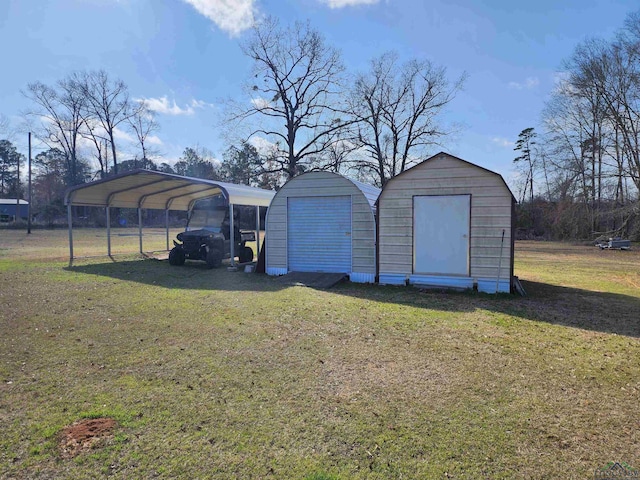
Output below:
[8,12,639,240]
[513,11,640,241]
[1,15,464,226]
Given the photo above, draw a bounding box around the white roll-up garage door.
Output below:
[287,196,352,273]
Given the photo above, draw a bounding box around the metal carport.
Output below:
[64,169,275,266]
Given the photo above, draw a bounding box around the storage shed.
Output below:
[266,171,381,283]
[377,152,515,293]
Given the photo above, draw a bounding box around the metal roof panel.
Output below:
[65,170,275,209]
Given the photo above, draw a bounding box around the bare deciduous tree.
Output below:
[127,100,160,166]
[24,79,86,185]
[77,70,133,175]
[349,52,465,186]
[570,36,640,193]
[232,17,350,179]
[536,12,640,239]
[79,115,109,179]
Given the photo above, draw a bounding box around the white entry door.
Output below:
[413,195,470,275]
[287,196,352,273]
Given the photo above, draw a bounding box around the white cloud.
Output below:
[508,77,540,90]
[138,96,195,116]
[136,96,215,115]
[491,137,514,148]
[113,127,136,143]
[146,135,164,146]
[319,0,379,8]
[190,99,215,109]
[248,136,278,155]
[553,71,570,85]
[182,0,256,37]
[251,97,271,110]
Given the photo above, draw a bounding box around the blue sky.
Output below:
[0,0,637,187]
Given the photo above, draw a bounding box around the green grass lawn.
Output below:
[0,230,639,479]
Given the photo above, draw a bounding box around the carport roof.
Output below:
[64,169,275,210]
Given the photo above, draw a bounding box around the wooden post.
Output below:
[15,140,20,225]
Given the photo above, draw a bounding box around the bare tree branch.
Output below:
[77,70,133,174]
[348,52,465,186]
[230,17,352,179]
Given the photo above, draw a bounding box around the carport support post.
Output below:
[67,203,73,265]
[229,203,235,268]
[255,205,260,259]
[106,206,112,257]
[138,208,143,254]
[165,209,170,251]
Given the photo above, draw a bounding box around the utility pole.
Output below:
[15,141,20,224]
[27,132,32,234]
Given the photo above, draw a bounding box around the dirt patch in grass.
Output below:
[59,417,117,459]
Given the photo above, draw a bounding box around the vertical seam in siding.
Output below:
[285,196,289,271]
[468,193,472,276]
[350,194,354,273]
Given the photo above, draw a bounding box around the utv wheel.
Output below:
[206,249,222,269]
[168,247,185,266]
[239,246,254,263]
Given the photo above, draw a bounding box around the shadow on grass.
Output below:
[66,258,289,293]
[332,279,640,338]
[515,280,640,337]
[67,258,640,338]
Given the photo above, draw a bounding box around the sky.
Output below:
[0,0,638,188]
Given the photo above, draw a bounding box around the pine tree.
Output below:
[514,127,537,203]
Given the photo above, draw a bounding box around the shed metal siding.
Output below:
[378,153,514,290]
[266,172,378,280]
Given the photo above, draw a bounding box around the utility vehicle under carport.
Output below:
[169,196,257,268]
